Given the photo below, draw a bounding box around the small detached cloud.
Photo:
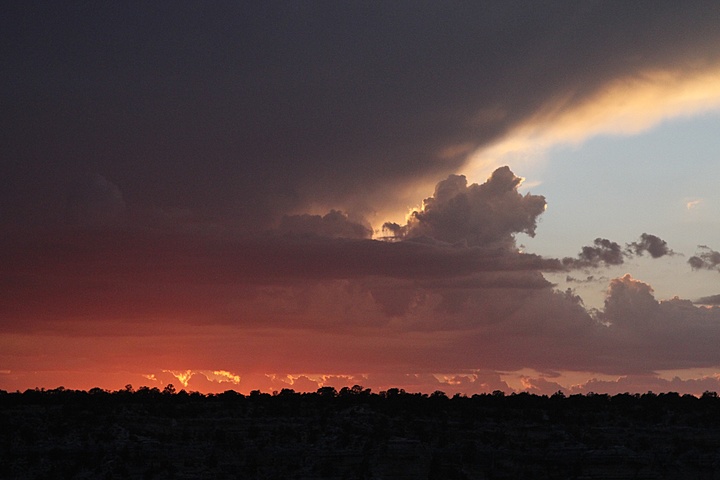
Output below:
[565,275,607,284]
[689,246,720,272]
[626,233,675,258]
[686,199,702,210]
[563,233,674,269]
[563,238,624,268]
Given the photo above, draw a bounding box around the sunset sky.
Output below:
[3,1,720,396]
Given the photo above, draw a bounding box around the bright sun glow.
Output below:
[160,369,241,388]
[210,370,241,384]
[164,370,194,387]
[466,65,720,182]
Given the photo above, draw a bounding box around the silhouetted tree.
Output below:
[316,386,337,398]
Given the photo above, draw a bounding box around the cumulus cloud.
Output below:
[382,167,546,249]
[595,274,720,372]
[437,273,720,376]
[689,246,720,272]
[601,275,660,328]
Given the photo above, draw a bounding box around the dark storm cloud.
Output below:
[688,246,720,272]
[383,167,546,249]
[278,210,372,239]
[3,2,720,228]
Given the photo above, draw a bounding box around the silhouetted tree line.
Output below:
[5,385,720,479]
[3,384,720,414]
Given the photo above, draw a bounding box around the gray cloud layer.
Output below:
[695,294,720,306]
[279,210,372,239]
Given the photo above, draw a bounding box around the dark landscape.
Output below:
[4,386,720,479]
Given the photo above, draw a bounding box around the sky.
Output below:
[2,1,720,396]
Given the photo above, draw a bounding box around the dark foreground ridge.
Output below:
[4,386,720,479]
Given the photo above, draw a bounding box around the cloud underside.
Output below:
[2,168,719,384]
